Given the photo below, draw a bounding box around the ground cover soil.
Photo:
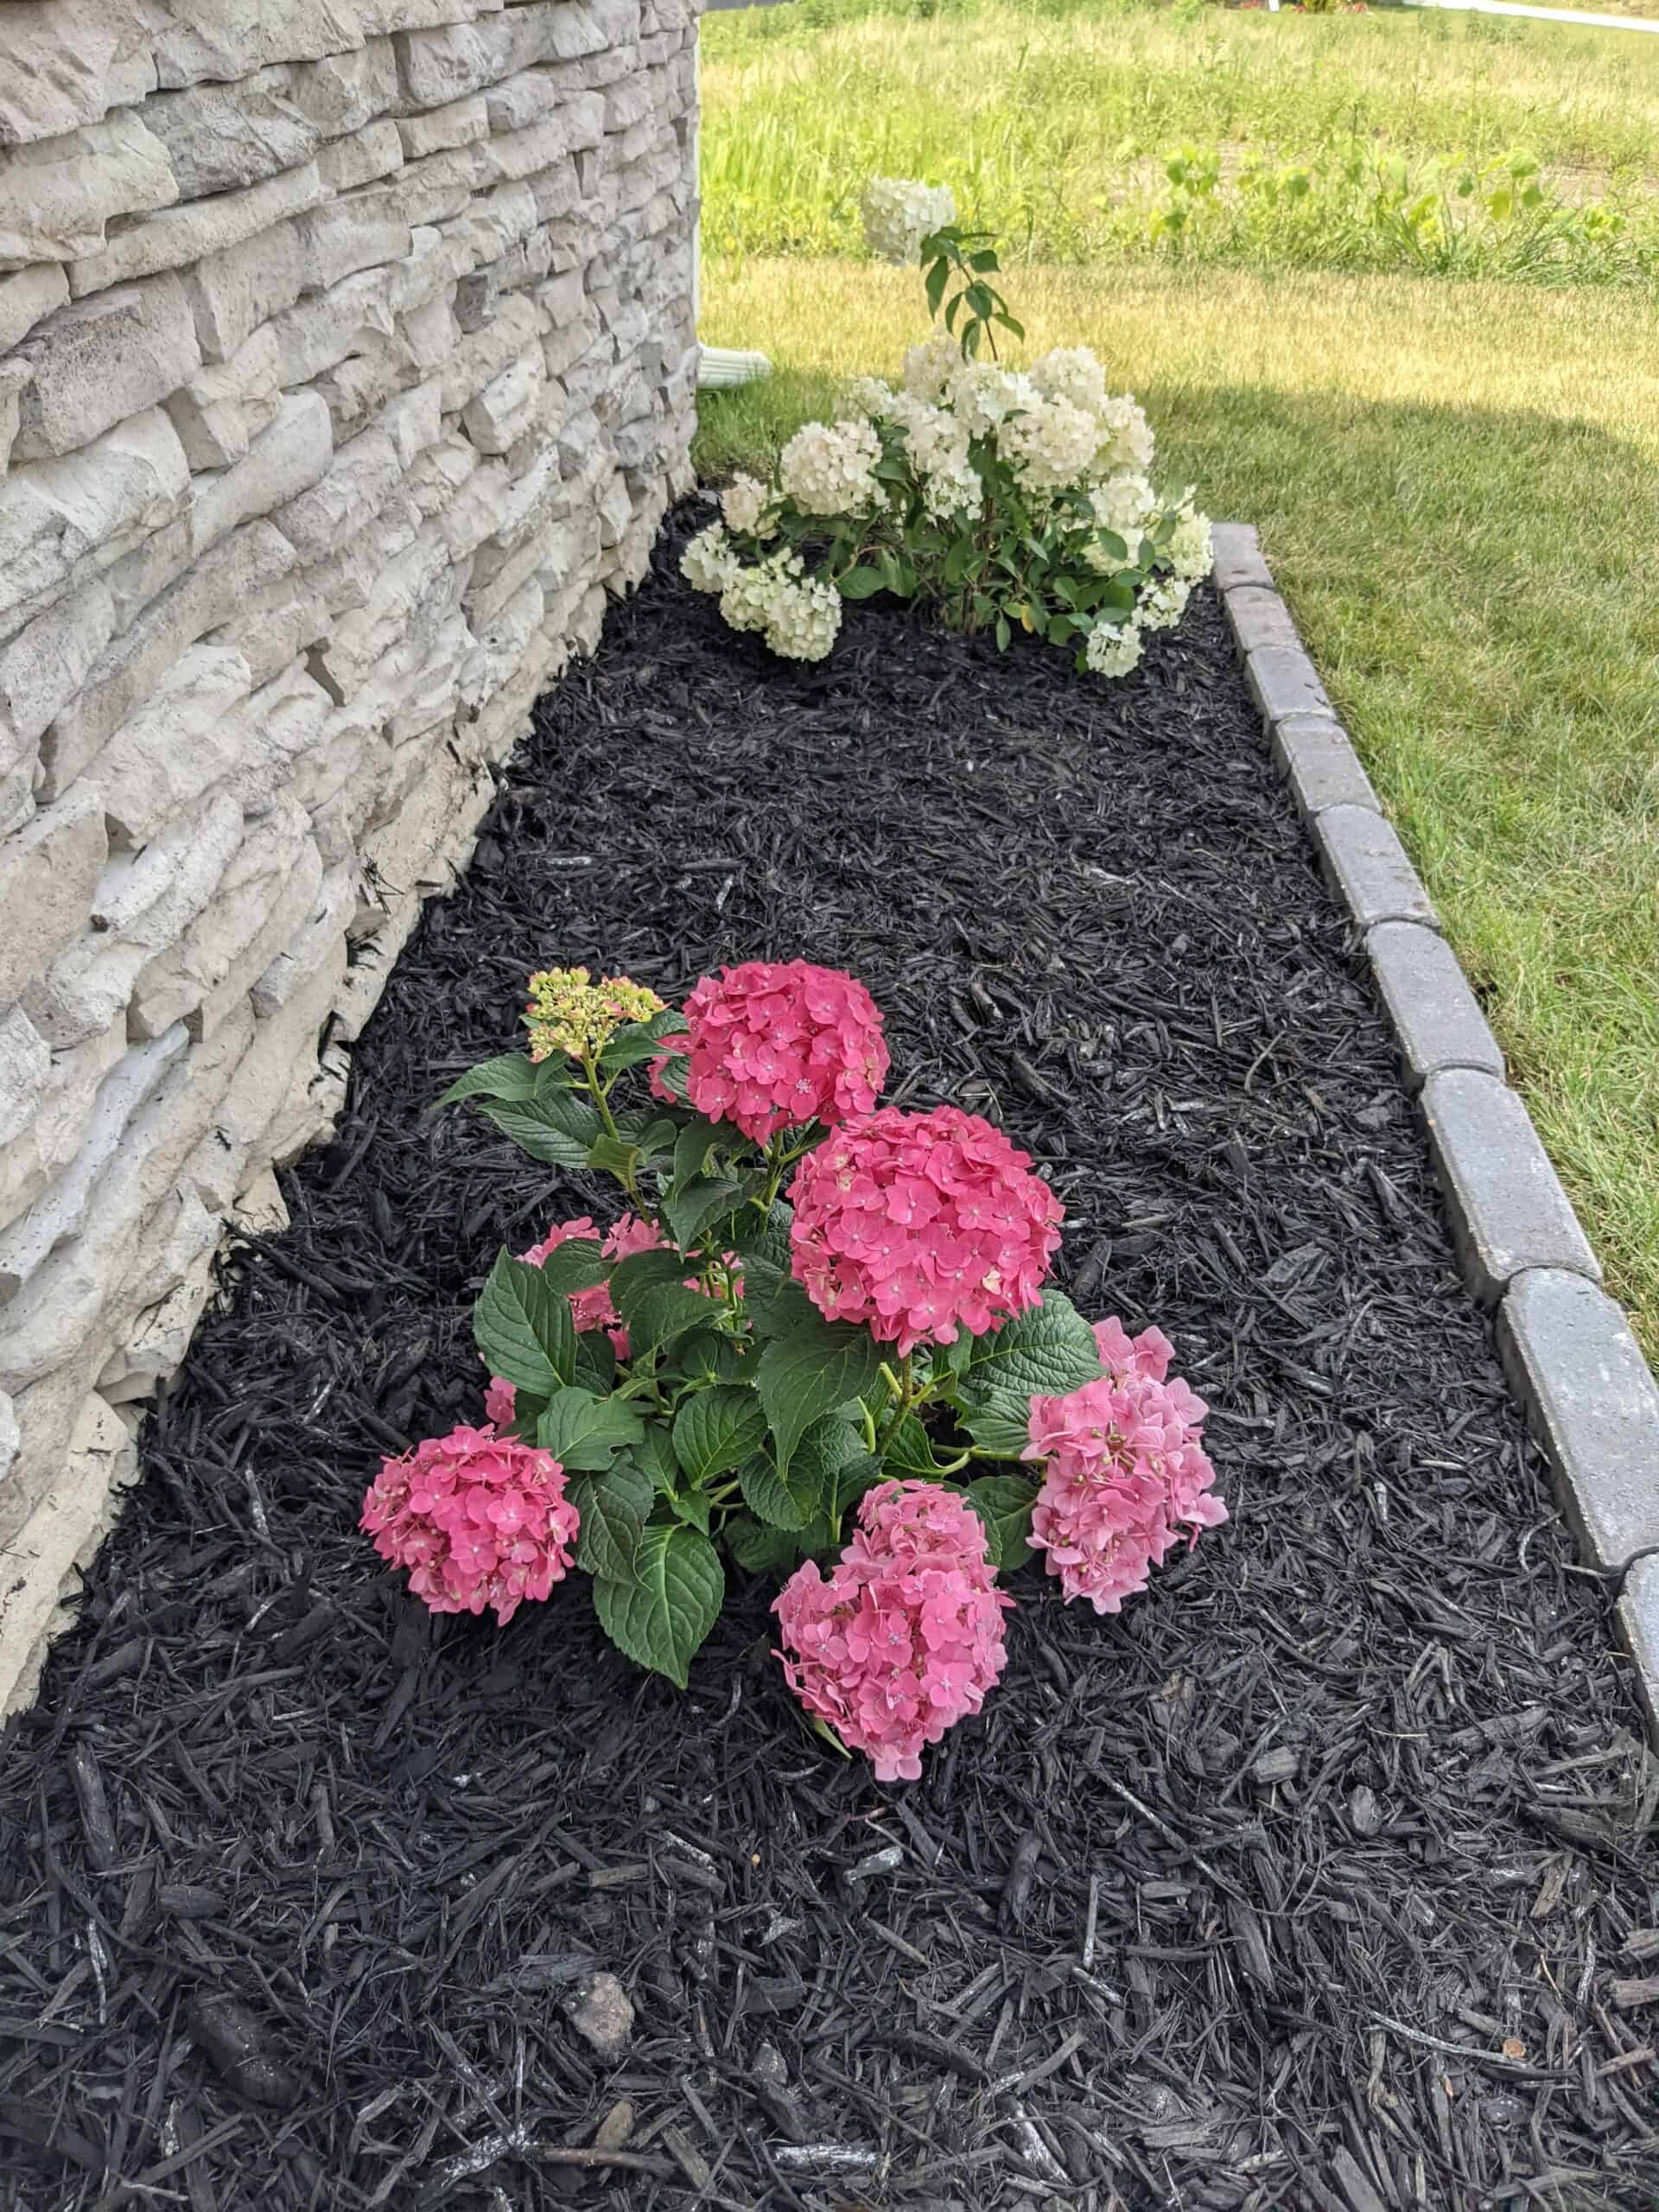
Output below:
[3,504,1656,2212]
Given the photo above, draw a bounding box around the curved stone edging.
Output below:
[1212,523,1659,1741]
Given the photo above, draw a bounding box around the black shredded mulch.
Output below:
[4,505,1657,2212]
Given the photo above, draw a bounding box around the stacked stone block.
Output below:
[0,0,700,1712]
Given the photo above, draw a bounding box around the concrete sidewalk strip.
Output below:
[1212,520,1659,1743]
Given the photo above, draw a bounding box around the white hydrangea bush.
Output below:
[683,181,1214,677]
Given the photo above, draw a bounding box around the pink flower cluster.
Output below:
[484,1212,664,1425]
[788,1104,1063,1355]
[650,960,889,1144]
[773,1481,1013,1781]
[1022,1319,1227,1615]
[361,1423,580,1624]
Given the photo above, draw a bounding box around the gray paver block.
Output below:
[1246,643,1333,726]
[1224,585,1301,658]
[1211,521,1274,594]
[1421,1069,1602,1304]
[1367,920,1504,1087]
[1497,1269,1659,1571]
[1615,1553,1659,1743]
[1273,713,1379,820]
[1314,804,1437,930]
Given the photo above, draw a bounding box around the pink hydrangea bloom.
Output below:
[361,1423,579,1624]
[787,1105,1063,1356]
[649,961,888,1143]
[773,1480,1013,1782]
[485,1212,667,1420]
[1022,1318,1226,1614]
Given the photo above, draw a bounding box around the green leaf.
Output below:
[587,1132,640,1182]
[664,1173,744,1250]
[952,1290,1104,1406]
[593,1523,723,1688]
[882,1413,955,1479]
[667,1330,749,1386]
[478,1091,601,1167]
[531,1239,608,1294]
[536,1386,645,1471]
[738,1454,813,1533]
[629,1424,682,1497]
[570,1458,652,1580]
[723,1512,806,1576]
[672,1386,767,1486]
[628,1281,725,1359]
[837,566,887,602]
[473,1250,575,1395]
[598,1007,689,1073]
[653,1048,691,1103]
[758,1317,884,1475]
[666,1486,711,1533]
[673,1116,729,1186]
[924,255,950,317]
[965,1475,1037,1572]
[792,1418,874,1522]
[437,1052,541,1107]
[573,1329,617,1394]
[957,1389,1035,1457]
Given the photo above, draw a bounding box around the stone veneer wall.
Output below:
[0,0,699,1713]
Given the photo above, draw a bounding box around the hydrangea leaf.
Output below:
[436,1052,541,1107]
[965,1475,1037,1573]
[531,1239,608,1294]
[573,1329,616,1395]
[882,1413,956,1478]
[570,1459,652,1580]
[672,1386,768,1487]
[628,1424,682,1498]
[758,1318,884,1476]
[724,1511,807,1577]
[957,1388,1036,1459]
[951,1291,1103,1408]
[666,1487,711,1534]
[738,1455,813,1533]
[536,1386,645,1471]
[664,1173,745,1251]
[672,1116,729,1186]
[474,1251,575,1395]
[666,1331,749,1388]
[611,1251,727,1359]
[586,1132,640,1183]
[593,1523,723,1689]
[598,1007,689,1073]
[477,1090,601,1168]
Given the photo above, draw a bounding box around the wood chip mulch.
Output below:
[3,505,1656,2212]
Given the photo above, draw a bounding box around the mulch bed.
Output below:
[3,502,1656,2212]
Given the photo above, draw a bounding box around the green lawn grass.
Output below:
[695,13,1659,1351]
[702,0,1659,276]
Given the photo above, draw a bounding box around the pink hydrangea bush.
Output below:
[485,1212,665,1423]
[649,959,888,1143]
[361,1424,580,1624]
[773,1481,1013,1781]
[787,1104,1063,1354]
[1022,1319,1227,1614]
[399,954,1233,1768]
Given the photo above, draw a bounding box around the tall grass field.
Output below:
[696,0,1659,1353]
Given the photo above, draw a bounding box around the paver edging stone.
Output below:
[1211,521,1659,1736]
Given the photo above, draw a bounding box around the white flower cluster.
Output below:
[861,176,957,267]
[686,321,1211,683]
[887,390,981,519]
[721,473,776,537]
[681,536,842,664]
[779,416,882,518]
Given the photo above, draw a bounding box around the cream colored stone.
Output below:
[183,217,306,364]
[0,113,177,270]
[0,4,163,152]
[162,321,284,470]
[0,787,106,1006]
[188,390,334,558]
[10,274,201,463]
[150,2,364,92]
[316,118,404,194]
[69,159,324,298]
[138,72,321,198]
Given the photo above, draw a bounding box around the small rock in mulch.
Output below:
[562,1971,634,2057]
[1,506,1655,2210]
